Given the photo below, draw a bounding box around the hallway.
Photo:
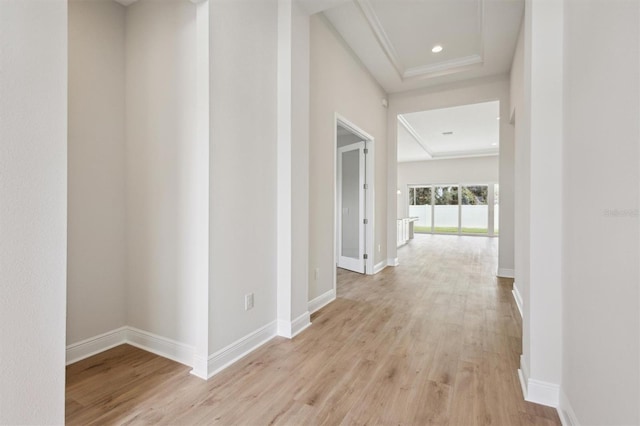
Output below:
[66,235,559,425]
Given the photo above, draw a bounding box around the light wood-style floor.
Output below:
[66,234,560,425]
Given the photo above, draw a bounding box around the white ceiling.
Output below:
[322,0,524,93]
[397,101,499,162]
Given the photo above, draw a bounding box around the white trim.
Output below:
[277,311,312,338]
[334,113,376,284]
[558,390,580,426]
[65,327,127,365]
[387,257,399,266]
[126,327,195,367]
[397,115,432,158]
[308,289,336,314]
[355,0,485,80]
[373,259,387,274]
[512,284,523,318]
[518,356,560,407]
[497,267,515,278]
[206,320,277,379]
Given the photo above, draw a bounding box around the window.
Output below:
[407,183,499,236]
[461,185,488,234]
[434,185,459,233]
[409,186,432,233]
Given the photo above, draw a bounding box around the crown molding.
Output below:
[355,0,485,81]
[398,115,432,159]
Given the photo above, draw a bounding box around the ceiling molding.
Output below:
[114,0,138,6]
[398,115,433,159]
[404,54,483,79]
[355,0,485,81]
[354,0,405,79]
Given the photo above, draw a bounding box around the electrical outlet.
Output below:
[314,268,319,281]
[245,293,254,311]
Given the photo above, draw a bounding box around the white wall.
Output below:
[208,0,279,352]
[0,0,67,423]
[309,14,388,299]
[397,156,499,218]
[388,77,514,273]
[125,0,200,347]
[67,0,127,345]
[562,0,640,423]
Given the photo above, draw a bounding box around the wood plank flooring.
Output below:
[66,234,560,425]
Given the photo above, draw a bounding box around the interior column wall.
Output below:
[0,0,68,422]
[125,0,200,347]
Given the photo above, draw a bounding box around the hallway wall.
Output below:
[67,0,127,346]
[562,0,640,423]
[309,14,388,300]
[0,0,68,423]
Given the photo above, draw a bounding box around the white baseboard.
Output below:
[65,326,127,365]
[308,289,336,314]
[277,311,311,339]
[497,267,515,278]
[206,320,277,379]
[373,260,387,274]
[66,326,194,367]
[518,356,560,407]
[558,390,580,426]
[126,327,194,367]
[387,257,399,267]
[512,284,523,318]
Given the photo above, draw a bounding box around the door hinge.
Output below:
[363,254,368,260]
[363,218,368,224]
[363,183,368,190]
[364,148,369,155]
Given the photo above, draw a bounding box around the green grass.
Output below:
[414,226,490,234]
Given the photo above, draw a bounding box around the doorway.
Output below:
[334,115,375,277]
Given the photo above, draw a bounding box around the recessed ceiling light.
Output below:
[492,143,498,146]
[496,116,501,120]
[432,45,443,53]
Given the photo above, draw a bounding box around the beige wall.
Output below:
[67,0,127,345]
[562,0,640,423]
[125,0,200,346]
[208,0,279,352]
[309,14,388,300]
[0,0,68,422]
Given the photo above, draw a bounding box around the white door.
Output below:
[337,142,366,273]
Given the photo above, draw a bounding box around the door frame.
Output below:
[333,113,375,291]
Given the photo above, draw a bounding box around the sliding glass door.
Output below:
[433,186,458,233]
[408,183,498,236]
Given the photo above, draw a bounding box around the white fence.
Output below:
[409,205,493,230]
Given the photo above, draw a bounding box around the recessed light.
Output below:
[496,116,501,120]
[432,45,443,53]
[492,143,498,146]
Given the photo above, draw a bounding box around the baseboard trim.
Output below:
[387,257,399,267]
[512,284,523,318]
[308,289,336,314]
[277,311,312,339]
[518,357,560,407]
[206,320,277,379]
[126,327,195,367]
[373,260,387,274]
[65,326,127,365]
[497,267,515,278]
[558,390,580,426]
